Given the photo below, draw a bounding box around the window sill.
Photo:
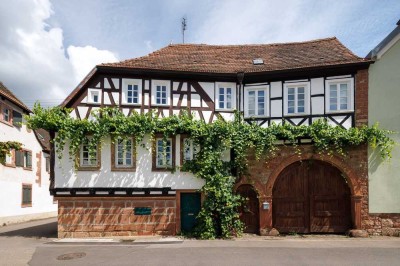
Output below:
[23,167,33,171]
[4,163,16,168]
[152,166,174,172]
[21,204,32,208]
[87,102,101,105]
[244,115,270,119]
[111,166,136,172]
[121,102,141,106]
[215,108,235,112]
[151,103,170,107]
[77,166,101,171]
[326,109,354,114]
[284,112,309,117]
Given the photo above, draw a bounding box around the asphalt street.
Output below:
[1,218,400,266]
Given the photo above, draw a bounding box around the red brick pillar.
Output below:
[355,69,368,127]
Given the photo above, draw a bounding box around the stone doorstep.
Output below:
[49,236,183,245]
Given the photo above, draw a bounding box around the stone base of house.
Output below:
[57,197,176,238]
[364,214,400,236]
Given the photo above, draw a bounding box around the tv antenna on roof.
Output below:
[182,17,187,43]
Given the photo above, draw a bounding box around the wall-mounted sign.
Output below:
[134,207,152,215]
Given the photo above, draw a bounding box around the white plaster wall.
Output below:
[311,97,324,115]
[0,100,57,222]
[270,82,282,98]
[310,78,324,95]
[55,135,205,190]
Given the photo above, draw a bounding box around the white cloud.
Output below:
[0,0,118,107]
[67,46,118,83]
[193,0,362,46]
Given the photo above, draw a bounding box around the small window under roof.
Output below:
[253,58,264,65]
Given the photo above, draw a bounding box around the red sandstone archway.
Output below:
[264,153,363,231]
[273,160,351,233]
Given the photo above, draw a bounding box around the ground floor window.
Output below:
[22,184,32,207]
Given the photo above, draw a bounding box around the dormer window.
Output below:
[253,58,264,65]
[88,89,101,104]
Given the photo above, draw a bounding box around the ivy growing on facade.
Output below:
[0,141,22,164]
[25,104,395,239]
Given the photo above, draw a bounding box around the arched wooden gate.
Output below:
[273,160,351,233]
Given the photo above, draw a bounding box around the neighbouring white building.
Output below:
[0,81,57,226]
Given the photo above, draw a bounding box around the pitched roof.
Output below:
[101,37,367,74]
[0,82,31,113]
[34,129,51,152]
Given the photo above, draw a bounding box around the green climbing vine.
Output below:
[0,141,22,164]
[25,103,396,239]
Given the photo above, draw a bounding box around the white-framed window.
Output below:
[244,86,269,117]
[183,138,200,161]
[87,89,101,104]
[325,78,354,113]
[156,138,172,168]
[80,141,98,167]
[284,82,310,115]
[115,138,133,167]
[216,82,236,110]
[122,79,142,105]
[151,80,170,106]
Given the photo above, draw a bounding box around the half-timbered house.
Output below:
[55,37,376,237]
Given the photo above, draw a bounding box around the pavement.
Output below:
[0,218,400,266]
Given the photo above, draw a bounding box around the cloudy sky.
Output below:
[1,0,399,108]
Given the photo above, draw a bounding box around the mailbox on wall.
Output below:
[262,202,270,210]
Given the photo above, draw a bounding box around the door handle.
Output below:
[188,213,194,216]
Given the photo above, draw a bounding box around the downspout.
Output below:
[49,131,55,195]
[237,72,245,123]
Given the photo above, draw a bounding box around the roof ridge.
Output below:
[166,37,339,48]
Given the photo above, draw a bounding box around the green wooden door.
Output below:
[180,193,201,232]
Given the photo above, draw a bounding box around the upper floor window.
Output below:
[45,155,50,173]
[112,138,135,170]
[152,80,170,106]
[244,86,269,117]
[122,79,142,105]
[326,78,354,113]
[284,82,310,115]
[12,110,22,127]
[1,103,12,124]
[87,89,101,104]
[216,83,236,110]
[156,85,167,105]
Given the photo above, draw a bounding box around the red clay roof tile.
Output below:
[100,37,367,73]
[0,82,31,113]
